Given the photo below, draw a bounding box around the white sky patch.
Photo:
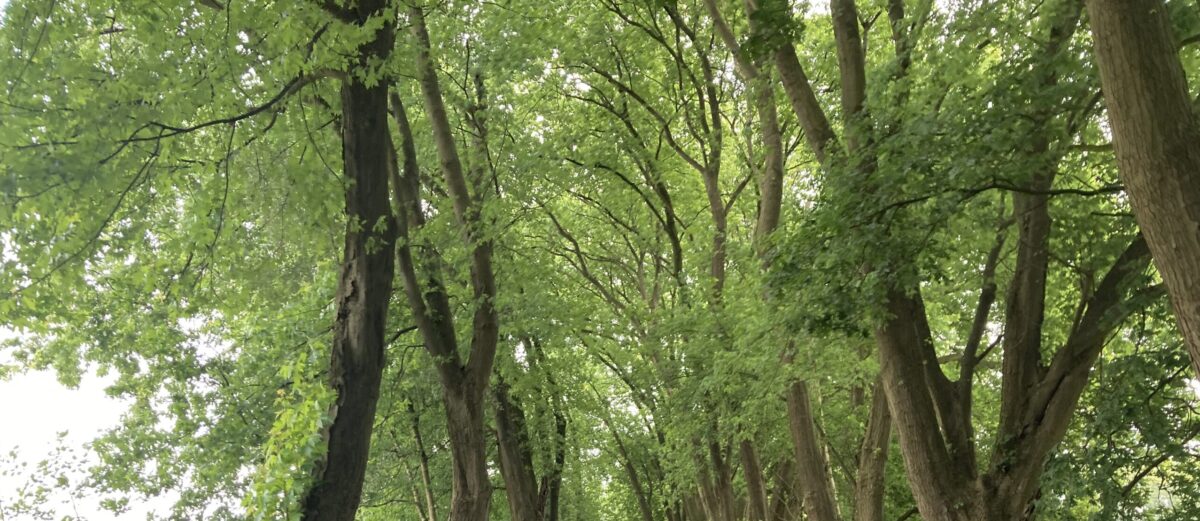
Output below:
[0,329,174,519]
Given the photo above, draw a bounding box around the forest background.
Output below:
[2,0,1200,520]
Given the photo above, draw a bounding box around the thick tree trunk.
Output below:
[1087,0,1200,377]
[444,383,492,521]
[876,290,987,521]
[300,3,395,520]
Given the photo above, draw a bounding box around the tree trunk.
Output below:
[876,290,987,521]
[786,381,840,521]
[444,383,492,521]
[494,377,543,521]
[409,402,440,521]
[399,6,502,521]
[740,440,769,521]
[767,460,803,521]
[852,383,891,521]
[300,3,396,520]
[1087,0,1200,377]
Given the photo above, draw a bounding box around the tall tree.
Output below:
[389,6,501,520]
[1086,0,1200,378]
[300,1,397,519]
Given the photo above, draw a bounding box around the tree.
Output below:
[1086,0,1200,379]
[1,0,1198,520]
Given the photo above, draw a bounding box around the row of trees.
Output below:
[2,0,1199,520]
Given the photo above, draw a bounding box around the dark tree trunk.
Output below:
[1087,0,1200,378]
[767,461,803,521]
[300,2,396,520]
[740,440,769,521]
[495,376,543,521]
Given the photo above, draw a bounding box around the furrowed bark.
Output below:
[1087,0,1200,378]
[996,171,1052,451]
[876,288,985,521]
[985,237,1153,519]
[301,2,396,519]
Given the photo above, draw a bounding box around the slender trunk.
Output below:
[1087,0,1200,378]
[786,381,840,521]
[542,405,567,521]
[300,3,395,519]
[402,6,502,520]
[684,493,707,521]
[410,403,439,521]
[494,377,543,521]
[852,383,891,521]
[767,461,802,521]
[708,442,738,521]
[740,440,769,521]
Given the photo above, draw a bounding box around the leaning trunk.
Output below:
[495,377,544,521]
[1087,0,1200,378]
[740,440,770,521]
[300,4,396,520]
[786,381,840,521]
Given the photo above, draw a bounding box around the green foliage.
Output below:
[1,0,1198,519]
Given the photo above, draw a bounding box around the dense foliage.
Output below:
[2,0,1198,520]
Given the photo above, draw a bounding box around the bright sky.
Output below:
[0,327,173,520]
[0,3,161,518]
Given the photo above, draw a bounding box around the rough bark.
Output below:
[300,2,396,519]
[996,173,1052,452]
[875,289,986,521]
[1087,0,1200,377]
[984,237,1153,520]
[442,384,492,521]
